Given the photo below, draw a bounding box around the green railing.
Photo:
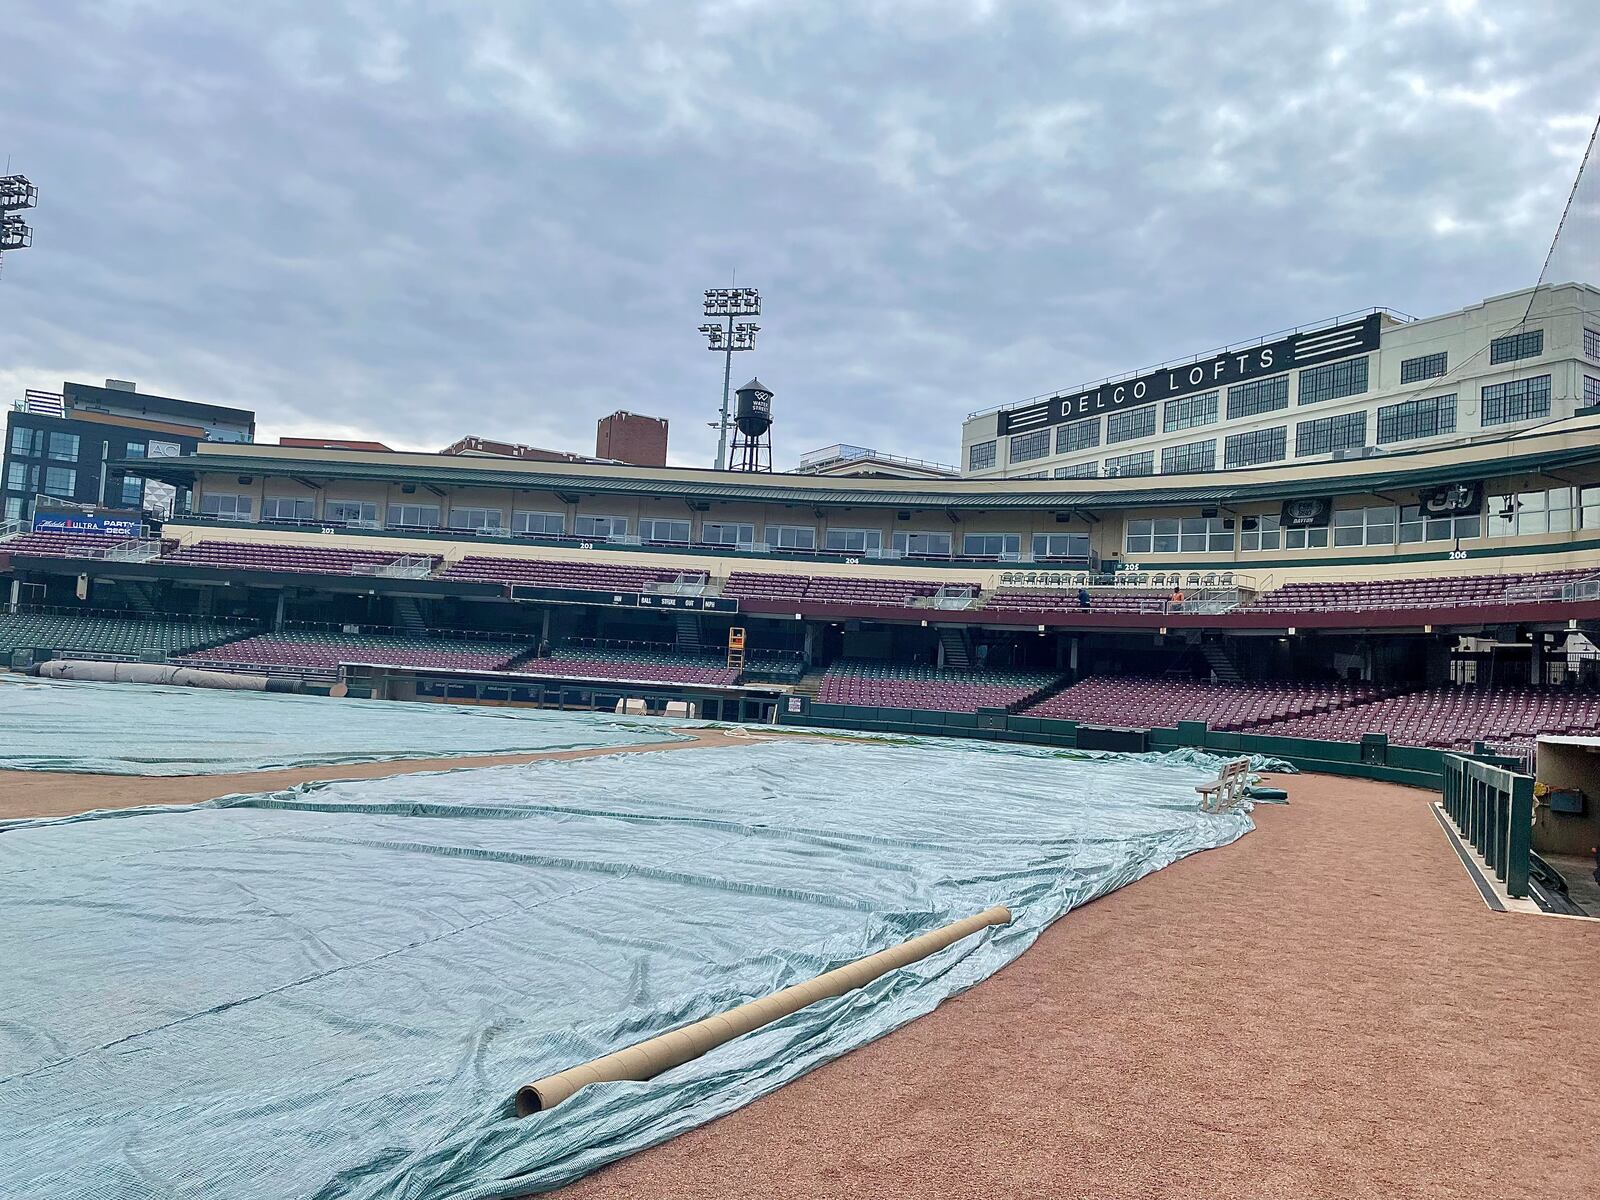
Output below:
[1440,754,1534,899]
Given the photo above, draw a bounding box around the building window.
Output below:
[200,493,254,519]
[386,502,440,528]
[574,515,627,539]
[1008,429,1051,463]
[328,499,380,526]
[1103,450,1154,477]
[1586,328,1600,360]
[1489,487,1577,538]
[1106,404,1157,444]
[1294,411,1367,457]
[1585,376,1600,407]
[3,496,21,523]
[639,518,691,544]
[1240,513,1281,552]
[1056,420,1101,453]
[1053,462,1099,478]
[824,528,882,553]
[47,432,80,461]
[1489,328,1543,365]
[262,496,316,522]
[1398,505,1479,545]
[4,462,28,492]
[120,477,143,507]
[893,531,952,557]
[43,466,77,497]
[1297,356,1369,406]
[968,440,996,471]
[1163,391,1218,433]
[962,532,1020,558]
[1125,516,1233,556]
[448,506,504,531]
[512,510,564,536]
[1226,374,1288,420]
[1481,375,1551,426]
[1223,426,1287,467]
[1377,395,1456,444]
[702,522,755,547]
[1160,438,1216,474]
[124,442,147,459]
[1014,471,1049,479]
[1332,504,1398,547]
[1032,532,1090,559]
[10,425,41,456]
[766,524,816,551]
[1399,352,1448,384]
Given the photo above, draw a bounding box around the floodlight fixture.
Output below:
[699,284,764,469]
[0,174,37,280]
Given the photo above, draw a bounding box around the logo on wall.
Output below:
[1419,481,1482,517]
[1280,497,1332,528]
[996,313,1382,435]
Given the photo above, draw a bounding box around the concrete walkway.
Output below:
[554,773,1600,1200]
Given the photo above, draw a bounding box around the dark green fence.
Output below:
[1440,754,1534,899]
[779,701,1522,790]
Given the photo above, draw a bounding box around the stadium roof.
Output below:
[121,412,1600,512]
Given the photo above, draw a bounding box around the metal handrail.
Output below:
[1440,754,1534,899]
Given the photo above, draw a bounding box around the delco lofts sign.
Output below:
[997,313,1382,435]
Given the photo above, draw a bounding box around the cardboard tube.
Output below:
[516,904,1012,1116]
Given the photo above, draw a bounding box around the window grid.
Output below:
[1586,328,1600,360]
[968,440,996,471]
[1106,405,1157,444]
[1055,420,1101,453]
[1053,462,1098,478]
[1103,450,1154,477]
[1163,391,1218,432]
[1585,376,1600,407]
[1377,394,1456,444]
[1297,356,1369,406]
[1008,429,1051,463]
[1481,375,1551,426]
[1223,426,1287,468]
[1226,374,1289,419]
[1033,532,1091,559]
[1489,328,1543,364]
[1294,411,1366,458]
[1399,351,1448,384]
[1159,438,1216,474]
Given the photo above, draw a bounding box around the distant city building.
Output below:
[280,436,392,452]
[596,411,668,468]
[439,435,591,463]
[794,444,959,479]
[3,379,255,525]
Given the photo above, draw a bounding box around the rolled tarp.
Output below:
[516,903,1013,1115]
[31,659,295,692]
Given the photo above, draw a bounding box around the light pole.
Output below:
[0,175,38,282]
[699,286,760,470]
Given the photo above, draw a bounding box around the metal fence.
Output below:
[1440,754,1534,899]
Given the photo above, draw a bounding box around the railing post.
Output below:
[1505,775,1533,899]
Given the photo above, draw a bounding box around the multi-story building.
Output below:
[961,283,1600,481]
[2,380,254,525]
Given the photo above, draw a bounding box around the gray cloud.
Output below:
[3,0,1598,466]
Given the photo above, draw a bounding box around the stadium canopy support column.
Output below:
[1531,633,1545,685]
[7,579,17,614]
[274,591,286,633]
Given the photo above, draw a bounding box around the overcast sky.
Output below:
[3,0,1598,468]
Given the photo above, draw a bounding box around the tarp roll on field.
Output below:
[0,726,1259,1199]
[518,904,1014,1114]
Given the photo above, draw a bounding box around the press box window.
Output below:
[1489,328,1543,365]
[448,507,504,531]
[962,533,1020,558]
[1008,429,1051,464]
[1399,352,1448,384]
[824,528,882,553]
[386,503,441,528]
[262,497,315,521]
[513,511,565,536]
[574,515,628,539]
[701,522,755,546]
[1106,404,1156,444]
[200,493,253,519]
[968,440,997,471]
[1398,505,1479,545]
[1032,533,1090,559]
[1240,514,1282,552]
[639,518,691,543]
[328,499,380,525]
[1056,420,1100,453]
[766,524,816,551]
[893,531,952,556]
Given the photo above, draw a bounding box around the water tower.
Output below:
[730,378,774,473]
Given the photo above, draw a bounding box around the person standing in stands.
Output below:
[1077,587,1091,610]
[975,642,989,670]
[1169,586,1185,608]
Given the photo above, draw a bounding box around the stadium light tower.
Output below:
[0,175,38,280]
[699,286,761,470]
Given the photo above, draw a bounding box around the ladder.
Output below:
[726,626,746,672]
